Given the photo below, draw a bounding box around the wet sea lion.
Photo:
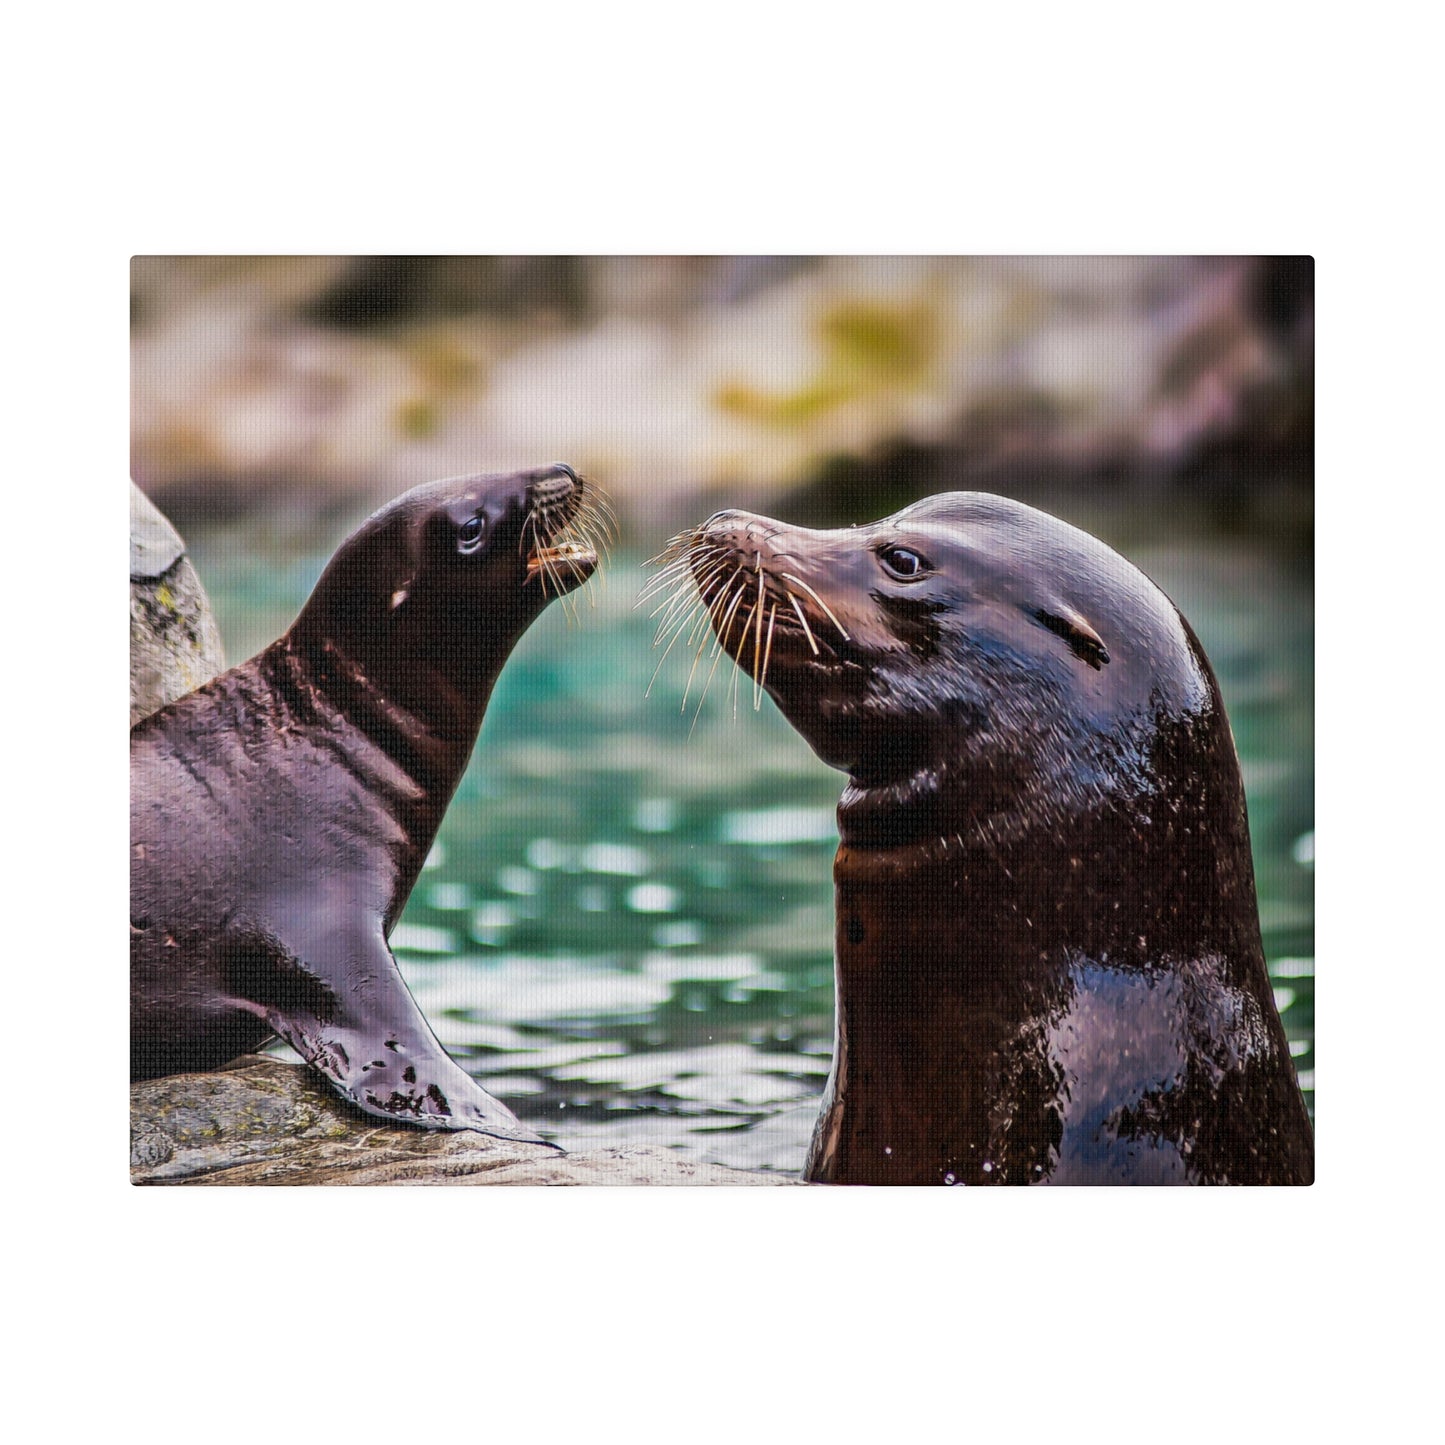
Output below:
[131,464,611,1145]
[648,493,1313,1184]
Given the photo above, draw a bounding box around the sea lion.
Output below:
[131,463,611,1145]
[647,493,1313,1184]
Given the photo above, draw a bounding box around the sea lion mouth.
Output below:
[523,472,614,601]
[526,541,599,582]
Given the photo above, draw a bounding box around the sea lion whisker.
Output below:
[688,585,747,730]
[570,501,613,566]
[637,555,703,606]
[535,532,556,599]
[729,604,755,722]
[658,591,709,649]
[650,562,719,634]
[751,566,766,708]
[688,640,730,736]
[682,557,731,615]
[646,558,718,621]
[688,584,726,646]
[687,563,734,632]
[583,487,619,530]
[680,629,712,713]
[710,563,745,627]
[561,563,584,625]
[640,546,680,576]
[644,531,699,571]
[708,580,747,666]
[758,602,777,709]
[578,494,618,549]
[679,570,731,646]
[524,506,551,563]
[786,590,820,655]
[636,576,683,610]
[687,558,726,594]
[686,612,711,648]
[645,598,708,697]
[574,495,610,541]
[649,580,694,630]
[651,598,690,647]
[779,572,850,641]
[652,580,710,648]
[547,549,578,624]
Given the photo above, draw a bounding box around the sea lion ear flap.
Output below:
[1033,604,1111,669]
[385,515,423,614]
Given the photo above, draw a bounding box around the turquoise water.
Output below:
[188,508,1314,1174]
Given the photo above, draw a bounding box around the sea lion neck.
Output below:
[286,599,517,752]
[811,709,1293,1185]
[282,461,608,749]
[267,629,497,789]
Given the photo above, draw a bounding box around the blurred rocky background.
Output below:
[131,255,1312,535]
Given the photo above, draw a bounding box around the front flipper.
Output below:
[254,920,558,1149]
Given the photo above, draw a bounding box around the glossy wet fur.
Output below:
[131,465,608,1145]
[666,493,1312,1184]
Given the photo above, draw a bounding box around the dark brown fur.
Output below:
[660,493,1312,1184]
[131,465,609,1144]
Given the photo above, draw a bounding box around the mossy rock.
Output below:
[130,483,225,725]
[130,1058,794,1185]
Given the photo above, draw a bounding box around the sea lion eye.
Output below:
[457,515,487,554]
[879,545,929,580]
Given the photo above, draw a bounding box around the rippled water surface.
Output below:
[189,507,1314,1175]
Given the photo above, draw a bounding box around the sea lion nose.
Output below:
[702,509,764,550]
[529,463,579,504]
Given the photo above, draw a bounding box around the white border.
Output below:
[9,4,1428,1435]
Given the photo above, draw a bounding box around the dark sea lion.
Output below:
[131,463,611,1145]
[649,493,1313,1184]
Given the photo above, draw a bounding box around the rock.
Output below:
[130,482,225,724]
[130,1058,794,1186]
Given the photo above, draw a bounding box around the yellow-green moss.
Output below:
[715,299,941,428]
[395,398,440,439]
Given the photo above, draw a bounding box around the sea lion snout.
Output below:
[528,461,581,504]
[522,463,610,592]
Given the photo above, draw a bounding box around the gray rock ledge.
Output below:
[130,482,226,725]
[131,1058,794,1186]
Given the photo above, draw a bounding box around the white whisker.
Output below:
[786,590,820,655]
[780,572,849,640]
[758,602,777,710]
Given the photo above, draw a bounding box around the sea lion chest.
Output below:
[130,666,428,931]
[828,854,1291,1184]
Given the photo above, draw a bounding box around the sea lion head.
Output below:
[292,463,611,703]
[666,492,1216,844]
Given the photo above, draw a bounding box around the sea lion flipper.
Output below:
[131,467,603,1134]
[263,926,558,1149]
